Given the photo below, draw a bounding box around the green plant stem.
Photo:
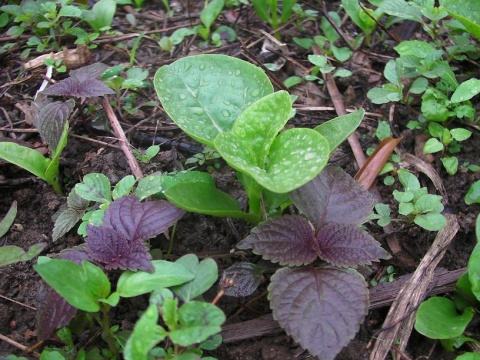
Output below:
[49,178,63,195]
[97,304,118,358]
[167,223,177,256]
[238,173,263,223]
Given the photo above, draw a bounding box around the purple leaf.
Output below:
[86,226,153,272]
[103,196,185,241]
[290,166,375,227]
[36,283,77,340]
[86,196,184,272]
[70,63,110,82]
[269,267,369,360]
[42,63,114,98]
[237,215,317,266]
[36,245,87,340]
[221,262,264,297]
[34,99,75,151]
[315,223,391,267]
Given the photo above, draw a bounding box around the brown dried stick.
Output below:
[324,73,367,167]
[369,214,459,360]
[102,97,143,179]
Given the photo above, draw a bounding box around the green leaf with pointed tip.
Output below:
[164,181,250,220]
[44,121,69,186]
[315,109,365,152]
[117,260,194,298]
[0,200,17,238]
[0,142,49,181]
[215,92,330,193]
[154,54,273,146]
[0,243,47,267]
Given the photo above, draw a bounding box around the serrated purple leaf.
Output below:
[85,196,183,272]
[34,99,75,151]
[269,267,369,360]
[36,283,77,340]
[58,245,90,264]
[290,166,375,227]
[103,196,185,241]
[70,63,109,82]
[237,215,316,266]
[42,78,115,98]
[315,223,391,267]
[86,226,154,272]
[42,63,114,98]
[221,262,263,297]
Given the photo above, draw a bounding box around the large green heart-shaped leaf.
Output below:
[154,54,274,146]
[215,92,329,193]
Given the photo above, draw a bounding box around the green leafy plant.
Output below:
[34,251,223,359]
[251,0,296,35]
[342,0,382,36]
[0,0,116,53]
[154,54,365,222]
[0,99,74,193]
[393,169,446,231]
[414,214,480,354]
[198,0,225,42]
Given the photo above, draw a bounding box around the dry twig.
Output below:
[102,97,143,179]
[369,214,459,360]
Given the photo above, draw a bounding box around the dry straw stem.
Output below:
[369,214,459,360]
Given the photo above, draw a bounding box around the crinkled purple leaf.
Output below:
[86,196,184,272]
[70,63,110,82]
[237,215,316,266]
[42,78,115,98]
[269,267,369,360]
[36,246,88,340]
[103,196,184,241]
[86,226,154,272]
[221,262,264,297]
[315,223,391,267]
[42,63,114,98]
[36,283,77,340]
[290,166,375,227]
[34,99,75,151]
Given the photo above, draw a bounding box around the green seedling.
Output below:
[251,0,296,36]
[393,169,446,231]
[33,252,223,359]
[154,54,365,221]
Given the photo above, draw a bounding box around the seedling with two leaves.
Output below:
[238,166,390,360]
[154,54,365,222]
